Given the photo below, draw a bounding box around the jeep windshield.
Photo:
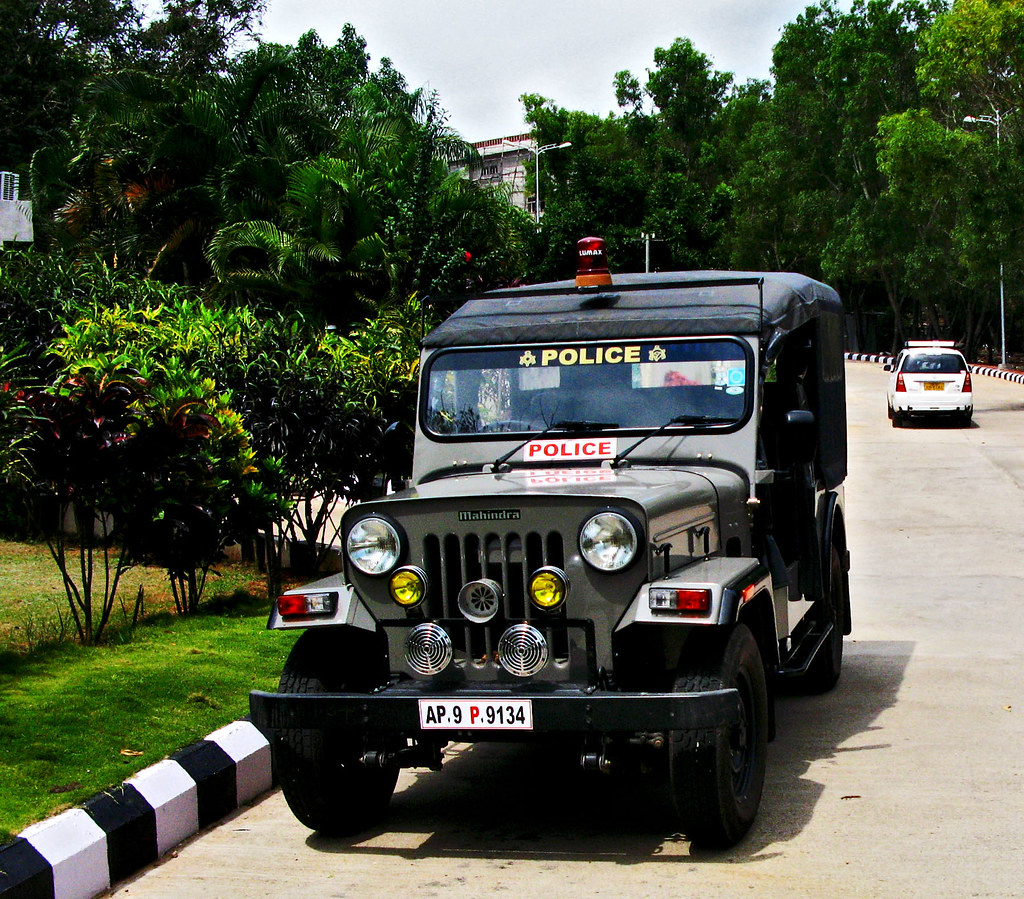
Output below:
[423,337,751,437]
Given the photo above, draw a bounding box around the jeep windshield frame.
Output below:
[420,271,847,490]
[421,336,754,440]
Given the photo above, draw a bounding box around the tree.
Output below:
[32,44,337,282]
[136,0,267,80]
[522,37,739,280]
[208,84,528,322]
[278,27,372,114]
[876,111,984,345]
[613,70,644,116]
[645,37,733,154]
[726,0,945,350]
[0,0,139,169]
[520,94,651,277]
[918,0,1024,131]
[916,0,1024,356]
[1,0,268,171]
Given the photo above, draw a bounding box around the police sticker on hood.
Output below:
[525,438,618,462]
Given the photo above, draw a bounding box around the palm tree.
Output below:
[32,45,338,283]
[207,83,530,324]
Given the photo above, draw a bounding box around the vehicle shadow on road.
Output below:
[898,419,974,429]
[757,640,913,852]
[306,640,911,863]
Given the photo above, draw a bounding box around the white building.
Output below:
[465,134,536,218]
[0,172,33,243]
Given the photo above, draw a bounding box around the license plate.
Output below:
[418,699,533,730]
[924,381,944,391]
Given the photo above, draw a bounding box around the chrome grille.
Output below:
[420,530,568,670]
[423,530,564,620]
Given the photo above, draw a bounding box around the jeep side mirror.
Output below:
[784,409,817,465]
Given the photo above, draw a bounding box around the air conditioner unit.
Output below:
[0,171,19,201]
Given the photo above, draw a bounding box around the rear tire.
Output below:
[669,624,768,848]
[275,629,398,836]
[797,544,846,694]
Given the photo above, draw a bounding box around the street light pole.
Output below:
[964,110,1008,367]
[504,139,571,223]
[531,142,572,223]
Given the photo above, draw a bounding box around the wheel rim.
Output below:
[730,672,757,795]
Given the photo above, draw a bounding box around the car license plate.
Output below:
[924,381,944,391]
[418,699,533,730]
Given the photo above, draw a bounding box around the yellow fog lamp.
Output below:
[389,566,428,609]
[528,567,570,612]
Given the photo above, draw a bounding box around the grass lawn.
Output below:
[0,539,300,844]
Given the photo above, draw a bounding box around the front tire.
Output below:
[275,629,398,836]
[669,624,769,848]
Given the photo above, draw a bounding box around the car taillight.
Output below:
[962,371,972,392]
[895,373,906,392]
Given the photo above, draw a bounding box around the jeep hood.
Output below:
[368,465,743,522]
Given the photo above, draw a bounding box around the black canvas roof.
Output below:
[423,271,843,362]
[423,270,847,489]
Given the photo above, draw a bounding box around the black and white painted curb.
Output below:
[845,351,1024,384]
[0,720,274,899]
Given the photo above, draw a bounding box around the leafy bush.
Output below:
[21,362,151,643]
[20,353,268,640]
[3,248,427,606]
[0,249,195,383]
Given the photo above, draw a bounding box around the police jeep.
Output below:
[249,238,851,848]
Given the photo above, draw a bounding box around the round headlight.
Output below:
[529,567,569,612]
[579,512,639,572]
[389,566,427,608]
[346,516,401,575]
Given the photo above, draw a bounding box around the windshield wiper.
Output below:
[489,420,618,473]
[611,414,734,469]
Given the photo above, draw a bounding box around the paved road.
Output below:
[112,362,1024,898]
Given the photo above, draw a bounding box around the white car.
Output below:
[886,341,973,427]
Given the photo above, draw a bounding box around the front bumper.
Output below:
[249,684,740,738]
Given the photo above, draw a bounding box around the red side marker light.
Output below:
[649,587,712,615]
[576,236,613,289]
[277,592,337,618]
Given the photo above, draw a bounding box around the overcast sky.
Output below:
[259,0,822,142]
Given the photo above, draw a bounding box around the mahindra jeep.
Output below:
[250,240,852,848]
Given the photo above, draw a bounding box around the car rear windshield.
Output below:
[423,337,751,436]
[902,353,966,374]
